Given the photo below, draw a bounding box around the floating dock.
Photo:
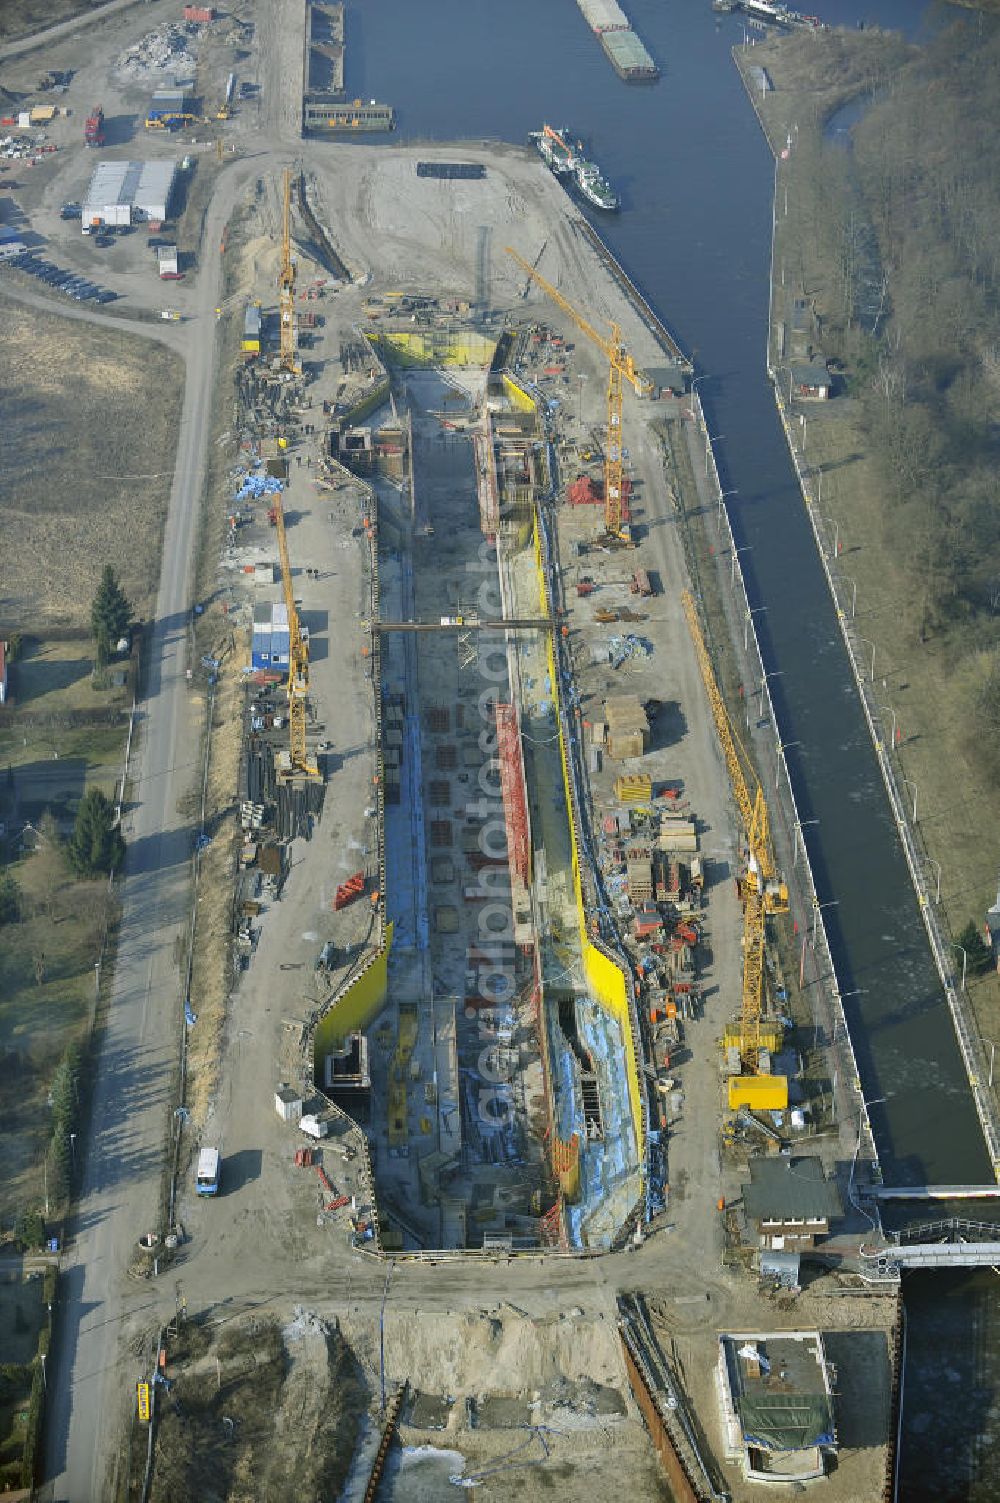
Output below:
[575,0,659,82]
[303,98,395,133]
[301,0,395,134]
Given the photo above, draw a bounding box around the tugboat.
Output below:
[574,156,619,212]
[530,124,620,211]
[528,124,580,177]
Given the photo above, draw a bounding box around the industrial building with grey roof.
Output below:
[82,159,177,228]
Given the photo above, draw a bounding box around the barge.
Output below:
[302,96,394,133]
[575,0,659,82]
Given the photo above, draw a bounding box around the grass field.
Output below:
[0,0,107,44]
[0,303,183,630]
[736,33,1000,1073]
[0,834,115,1224]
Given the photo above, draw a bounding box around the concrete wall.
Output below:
[312,921,394,1070]
[532,517,645,1165]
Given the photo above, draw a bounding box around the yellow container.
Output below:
[614,773,653,803]
[727,1075,789,1112]
[723,1025,783,1054]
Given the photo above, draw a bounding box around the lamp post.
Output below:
[757,670,779,720]
[69,1133,77,1176]
[986,1039,999,1090]
[811,898,838,947]
[857,636,876,683]
[850,1094,887,1215]
[983,1038,1000,1090]
[744,604,766,652]
[775,740,800,790]
[705,432,724,476]
[731,543,751,587]
[817,512,839,557]
[799,412,808,454]
[877,704,896,749]
[718,487,738,528]
[902,778,917,820]
[793,817,819,869]
[690,374,710,413]
[836,573,857,618]
[951,943,967,991]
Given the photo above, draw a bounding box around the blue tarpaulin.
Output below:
[233,472,285,501]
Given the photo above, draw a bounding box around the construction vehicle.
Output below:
[721,1106,785,1154]
[505,244,652,540]
[278,167,301,375]
[84,105,105,147]
[271,488,320,781]
[682,590,788,1099]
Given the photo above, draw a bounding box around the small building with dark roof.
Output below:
[742,1154,842,1251]
[985,879,1000,972]
[717,1331,837,1484]
[789,360,832,401]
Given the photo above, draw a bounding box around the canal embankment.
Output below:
[732,28,1000,1183]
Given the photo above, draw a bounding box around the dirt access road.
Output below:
[31,111,302,1503]
[8,0,779,1493]
[39,171,250,1502]
[28,0,311,1483]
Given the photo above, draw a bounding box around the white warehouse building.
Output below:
[81,159,177,229]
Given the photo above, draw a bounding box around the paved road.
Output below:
[0,0,148,62]
[38,0,305,1476]
[0,275,188,351]
[41,167,258,1503]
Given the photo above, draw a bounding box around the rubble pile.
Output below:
[114,24,199,80]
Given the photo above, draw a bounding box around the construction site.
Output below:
[0,0,905,1491]
[199,136,818,1271]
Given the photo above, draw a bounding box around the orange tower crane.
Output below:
[272,486,319,780]
[504,246,651,538]
[681,590,788,1084]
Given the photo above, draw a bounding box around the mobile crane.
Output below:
[681,591,788,1093]
[504,246,652,540]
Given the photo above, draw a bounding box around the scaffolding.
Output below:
[495,703,531,891]
[473,410,500,542]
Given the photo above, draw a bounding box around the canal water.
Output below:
[345,1,998,1495]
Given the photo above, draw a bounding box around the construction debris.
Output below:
[113,24,198,80]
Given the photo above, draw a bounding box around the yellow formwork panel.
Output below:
[532,515,645,1164]
[727,1075,789,1112]
[372,330,497,368]
[723,1025,783,1055]
[502,372,538,412]
[312,922,394,1070]
[614,774,653,803]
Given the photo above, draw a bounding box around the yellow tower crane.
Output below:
[272,486,319,781]
[279,167,300,376]
[681,590,788,1092]
[504,246,651,538]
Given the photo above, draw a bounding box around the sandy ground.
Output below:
[156,129,898,1499]
[4,0,900,1489]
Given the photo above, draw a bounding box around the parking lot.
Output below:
[5,248,118,302]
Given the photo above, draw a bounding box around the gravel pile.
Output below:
[114,24,198,81]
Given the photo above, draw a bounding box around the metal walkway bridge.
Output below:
[860,1218,1000,1279]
